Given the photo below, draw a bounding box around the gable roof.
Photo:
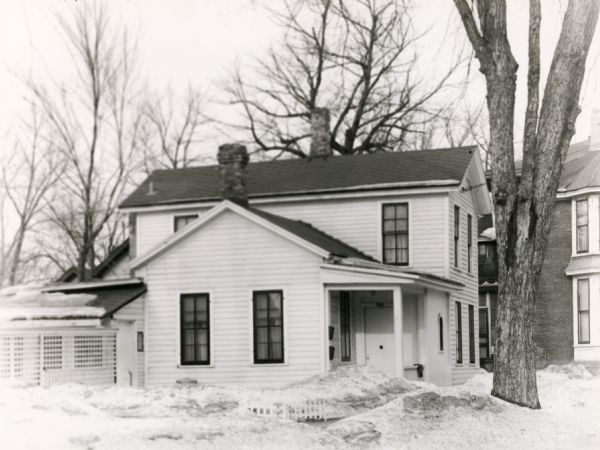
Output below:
[130,200,374,269]
[56,239,130,283]
[120,146,477,209]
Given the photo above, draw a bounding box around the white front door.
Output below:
[364,307,395,376]
[116,321,136,386]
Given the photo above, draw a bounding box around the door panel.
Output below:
[116,321,135,386]
[364,307,395,376]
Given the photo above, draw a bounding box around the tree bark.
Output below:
[453,0,599,408]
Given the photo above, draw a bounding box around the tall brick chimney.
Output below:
[310,107,332,158]
[217,143,249,207]
[591,108,600,150]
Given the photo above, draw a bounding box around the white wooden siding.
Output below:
[138,210,323,387]
[448,188,480,384]
[113,296,145,387]
[101,257,131,280]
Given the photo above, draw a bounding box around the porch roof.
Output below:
[321,257,464,291]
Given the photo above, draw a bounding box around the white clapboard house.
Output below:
[0,111,491,388]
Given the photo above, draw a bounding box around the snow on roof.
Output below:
[479,227,496,241]
[0,287,103,321]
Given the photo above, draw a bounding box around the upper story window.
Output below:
[576,199,588,253]
[174,214,199,232]
[454,206,460,268]
[382,203,409,265]
[467,214,473,273]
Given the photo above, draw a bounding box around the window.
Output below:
[174,214,199,232]
[478,244,487,257]
[468,305,475,364]
[454,206,460,268]
[339,291,352,362]
[467,214,473,273]
[576,199,588,253]
[180,294,210,365]
[577,279,590,344]
[137,332,144,352]
[438,315,444,351]
[479,308,489,360]
[455,301,463,364]
[382,203,409,265]
[253,290,284,364]
[74,336,103,368]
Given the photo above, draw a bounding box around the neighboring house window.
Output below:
[576,199,588,253]
[438,315,444,351]
[174,214,199,232]
[382,203,409,265]
[74,336,103,368]
[340,291,352,362]
[180,293,210,365]
[455,301,463,364]
[454,206,460,268]
[468,305,475,364]
[253,290,284,364]
[577,279,590,344]
[479,292,498,361]
[479,307,489,360]
[467,214,473,273]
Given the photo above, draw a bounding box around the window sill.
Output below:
[252,362,288,367]
[177,364,214,369]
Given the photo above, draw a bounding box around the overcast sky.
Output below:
[1,0,600,160]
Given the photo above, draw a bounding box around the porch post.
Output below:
[393,286,403,377]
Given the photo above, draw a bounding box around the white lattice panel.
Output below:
[0,330,116,387]
[247,400,328,422]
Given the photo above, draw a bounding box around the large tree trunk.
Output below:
[453,0,599,408]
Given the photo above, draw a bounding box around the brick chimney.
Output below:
[217,143,249,207]
[310,107,332,158]
[591,109,600,150]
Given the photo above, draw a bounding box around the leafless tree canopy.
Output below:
[26,2,143,281]
[225,0,462,158]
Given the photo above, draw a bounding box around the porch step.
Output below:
[581,361,600,376]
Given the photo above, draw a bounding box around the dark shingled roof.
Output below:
[57,239,130,283]
[120,146,476,208]
[44,282,146,319]
[249,208,375,261]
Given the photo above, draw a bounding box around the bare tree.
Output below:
[225,0,462,158]
[140,86,209,173]
[27,2,143,281]
[0,106,64,286]
[453,0,599,408]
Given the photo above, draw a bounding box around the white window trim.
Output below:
[176,289,215,369]
[377,199,413,268]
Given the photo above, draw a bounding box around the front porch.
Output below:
[321,260,463,386]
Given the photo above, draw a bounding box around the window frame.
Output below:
[381,203,409,266]
[576,198,589,253]
[339,291,352,362]
[467,214,473,273]
[253,290,285,364]
[454,206,460,268]
[455,301,463,364]
[137,331,144,352]
[438,315,444,352]
[179,293,211,366]
[468,304,475,364]
[174,214,199,233]
[577,278,590,344]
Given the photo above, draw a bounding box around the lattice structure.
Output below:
[0,329,116,387]
[247,400,328,422]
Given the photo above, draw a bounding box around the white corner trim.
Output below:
[130,200,329,269]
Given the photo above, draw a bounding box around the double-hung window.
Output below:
[340,291,352,362]
[467,214,473,273]
[468,305,475,364]
[577,279,590,344]
[382,203,409,265]
[180,294,210,365]
[455,301,463,364]
[253,290,284,364]
[576,199,588,253]
[174,214,199,232]
[454,206,460,268]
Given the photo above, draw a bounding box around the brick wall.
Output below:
[534,200,573,364]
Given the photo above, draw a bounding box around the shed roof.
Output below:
[120,146,476,208]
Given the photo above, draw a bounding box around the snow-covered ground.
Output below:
[1,365,599,450]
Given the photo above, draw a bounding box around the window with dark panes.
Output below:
[340,291,352,362]
[438,316,444,351]
[578,279,590,344]
[382,203,409,265]
[180,294,210,365]
[455,301,463,364]
[576,199,588,253]
[253,290,284,363]
[467,214,473,273]
[468,305,475,364]
[454,206,460,267]
[174,214,199,232]
[479,308,489,360]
